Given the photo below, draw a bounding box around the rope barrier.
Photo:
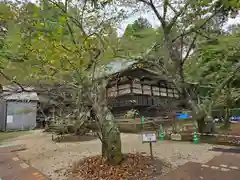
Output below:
[191,133,240,138]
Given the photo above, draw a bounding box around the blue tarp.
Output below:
[175,114,240,120]
[231,116,240,121]
[176,113,191,119]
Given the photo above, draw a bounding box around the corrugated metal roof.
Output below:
[3,91,39,101]
[2,86,39,101]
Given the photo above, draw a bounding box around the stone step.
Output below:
[204,154,240,171]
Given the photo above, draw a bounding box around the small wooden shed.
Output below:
[0,86,39,131]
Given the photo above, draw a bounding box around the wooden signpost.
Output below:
[142,131,157,159]
[141,116,156,159]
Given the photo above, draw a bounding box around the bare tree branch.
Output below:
[194,30,213,39]
[0,71,25,91]
[172,6,223,42]
[167,0,191,32]
[163,0,168,20]
[181,33,197,64]
[138,0,166,27]
[47,0,88,37]
[180,33,184,60]
[168,2,178,14]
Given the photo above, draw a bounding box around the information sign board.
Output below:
[142,132,157,143]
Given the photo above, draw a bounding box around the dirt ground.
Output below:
[3,130,224,180]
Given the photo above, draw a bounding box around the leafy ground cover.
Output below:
[68,152,171,180]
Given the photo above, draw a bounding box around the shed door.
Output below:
[6,101,37,130]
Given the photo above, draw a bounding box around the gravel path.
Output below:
[6,130,223,180]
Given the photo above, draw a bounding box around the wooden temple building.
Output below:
[34,63,189,121]
[105,64,187,118]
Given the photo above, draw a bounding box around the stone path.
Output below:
[161,152,240,180]
[0,145,48,180]
[1,141,240,180]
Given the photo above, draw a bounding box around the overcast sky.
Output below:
[118,11,240,36]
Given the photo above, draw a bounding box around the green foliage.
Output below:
[120,28,161,56]
[0,1,119,85]
[123,17,152,37]
[118,18,162,57]
[186,33,240,85]
[0,131,31,142]
[0,0,124,165]
[125,109,139,119]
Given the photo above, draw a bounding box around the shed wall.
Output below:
[6,101,37,130]
[0,99,6,131]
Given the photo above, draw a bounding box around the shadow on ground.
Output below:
[210,147,240,153]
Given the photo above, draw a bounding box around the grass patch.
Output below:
[215,123,240,135]
[0,131,31,142]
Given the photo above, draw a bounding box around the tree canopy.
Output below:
[0,0,122,84]
[0,0,240,134]
[186,32,240,86]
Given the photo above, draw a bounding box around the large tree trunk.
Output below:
[101,112,122,165]
[164,33,208,133]
[224,85,232,129]
[223,108,231,129]
[197,117,205,133]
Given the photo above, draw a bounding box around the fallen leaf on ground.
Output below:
[67,153,171,180]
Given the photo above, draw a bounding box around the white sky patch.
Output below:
[223,14,240,29]
[117,11,240,36]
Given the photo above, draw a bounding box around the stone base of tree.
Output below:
[68,153,171,180]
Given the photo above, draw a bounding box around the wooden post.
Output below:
[141,116,144,130]
[149,142,153,159]
[142,131,156,159]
